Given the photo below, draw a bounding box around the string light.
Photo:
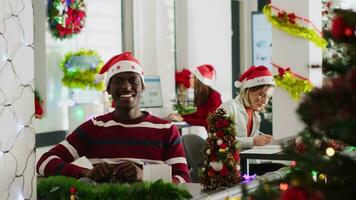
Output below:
[242,174,257,183]
[326,147,335,157]
[0,0,35,199]
[290,160,297,167]
[279,182,289,191]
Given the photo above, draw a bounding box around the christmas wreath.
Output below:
[60,49,105,91]
[47,0,86,39]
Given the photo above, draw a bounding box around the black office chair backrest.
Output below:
[181,134,206,183]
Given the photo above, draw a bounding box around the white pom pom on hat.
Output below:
[95,52,144,87]
[234,80,242,88]
[234,65,275,89]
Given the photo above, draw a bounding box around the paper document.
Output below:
[172,121,189,126]
[143,164,172,183]
[241,147,282,154]
[253,145,282,149]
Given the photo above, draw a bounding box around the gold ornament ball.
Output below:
[319,173,325,181]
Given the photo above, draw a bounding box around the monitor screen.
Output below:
[140,76,163,108]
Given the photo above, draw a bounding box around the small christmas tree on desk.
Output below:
[200,108,243,191]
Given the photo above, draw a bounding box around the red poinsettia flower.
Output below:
[175,69,191,88]
[216,119,230,129]
[219,165,229,176]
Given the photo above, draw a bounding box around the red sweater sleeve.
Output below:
[183,90,222,128]
[165,125,192,183]
[36,122,91,178]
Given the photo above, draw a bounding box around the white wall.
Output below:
[272,0,322,139]
[133,0,177,116]
[239,0,258,72]
[0,0,36,199]
[176,0,233,101]
[34,0,122,133]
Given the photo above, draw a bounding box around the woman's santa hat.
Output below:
[191,64,216,87]
[234,65,275,90]
[95,52,144,87]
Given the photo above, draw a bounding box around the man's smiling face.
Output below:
[107,72,144,110]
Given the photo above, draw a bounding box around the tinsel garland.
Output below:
[263,4,328,49]
[200,108,242,191]
[274,69,313,101]
[37,176,192,200]
[60,49,105,91]
[47,0,86,39]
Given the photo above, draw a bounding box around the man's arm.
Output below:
[36,125,90,178]
[165,125,192,183]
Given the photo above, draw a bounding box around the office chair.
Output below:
[181,134,206,183]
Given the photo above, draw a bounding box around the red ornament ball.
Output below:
[69,186,76,194]
[344,27,354,37]
[331,16,346,39]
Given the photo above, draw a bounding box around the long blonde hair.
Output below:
[239,85,274,112]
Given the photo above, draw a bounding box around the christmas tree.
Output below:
[242,3,356,200]
[200,108,243,191]
[322,0,356,76]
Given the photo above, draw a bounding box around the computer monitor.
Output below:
[140,76,163,108]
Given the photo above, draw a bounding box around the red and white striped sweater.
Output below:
[36,111,191,183]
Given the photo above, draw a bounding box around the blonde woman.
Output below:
[221,65,283,175]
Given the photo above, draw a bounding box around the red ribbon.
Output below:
[270,4,323,36]
[271,62,309,81]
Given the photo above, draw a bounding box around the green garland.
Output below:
[38,176,192,200]
[274,71,313,101]
[263,5,328,49]
[60,49,105,91]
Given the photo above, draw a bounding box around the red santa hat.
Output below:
[234,65,275,90]
[95,52,144,87]
[191,64,216,87]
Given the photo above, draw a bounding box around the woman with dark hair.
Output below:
[169,64,222,130]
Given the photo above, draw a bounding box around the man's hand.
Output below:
[81,162,114,182]
[253,134,273,146]
[113,161,143,182]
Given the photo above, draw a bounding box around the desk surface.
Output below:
[240,150,290,160]
[240,145,290,160]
